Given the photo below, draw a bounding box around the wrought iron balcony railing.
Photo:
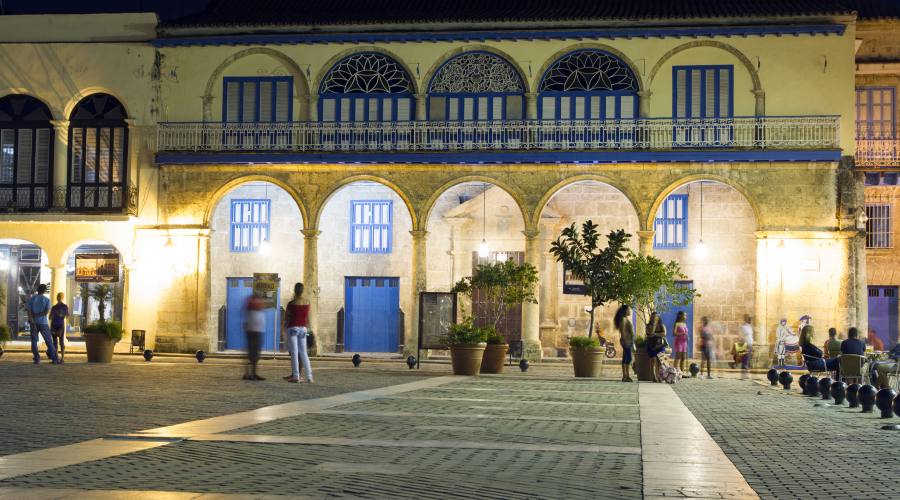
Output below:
[0,184,138,216]
[856,139,900,168]
[157,116,840,153]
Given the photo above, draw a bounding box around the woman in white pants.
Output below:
[283,283,314,383]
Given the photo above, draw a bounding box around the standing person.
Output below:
[614,305,634,383]
[672,311,689,373]
[740,315,753,376]
[26,284,59,365]
[699,317,715,379]
[49,293,69,362]
[645,312,667,383]
[283,283,314,384]
[242,294,266,381]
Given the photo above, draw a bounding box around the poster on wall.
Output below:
[418,292,457,352]
[562,266,588,295]
[253,273,280,309]
[74,254,120,282]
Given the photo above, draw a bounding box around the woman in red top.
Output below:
[283,283,314,383]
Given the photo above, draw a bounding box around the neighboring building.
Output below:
[0,1,881,361]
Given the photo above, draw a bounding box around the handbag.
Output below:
[306,331,315,349]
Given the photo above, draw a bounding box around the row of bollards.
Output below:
[766,368,900,427]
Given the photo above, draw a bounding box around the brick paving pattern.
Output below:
[675,378,900,500]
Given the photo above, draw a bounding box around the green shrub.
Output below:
[0,324,9,345]
[83,321,123,341]
[445,317,488,346]
[483,326,506,345]
[569,335,600,349]
[634,335,646,348]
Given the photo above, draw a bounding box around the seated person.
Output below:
[868,329,885,351]
[870,344,900,388]
[841,327,866,356]
[823,328,842,358]
[730,340,750,369]
[800,325,839,372]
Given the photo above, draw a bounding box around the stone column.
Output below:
[637,90,652,118]
[50,265,67,306]
[414,93,427,121]
[301,229,321,341]
[410,229,428,352]
[307,95,318,121]
[637,230,655,256]
[753,90,766,116]
[523,228,542,358]
[49,120,68,208]
[539,217,561,345]
[525,92,538,120]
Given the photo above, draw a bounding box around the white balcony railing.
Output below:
[157,116,840,153]
[856,139,900,168]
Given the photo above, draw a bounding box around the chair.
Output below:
[802,353,833,378]
[887,362,900,391]
[839,354,867,385]
[130,329,146,354]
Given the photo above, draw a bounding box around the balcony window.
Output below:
[672,65,734,147]
[856,87,895,139]
[319,53,413,122]
[654,194,688,249]
[0,95,53,211]
[538,50,639,121]
[68,94,128,211]
[350,200,392,254]
[223,77,292,123]
[230,199,270,253]
[427,52,525,122]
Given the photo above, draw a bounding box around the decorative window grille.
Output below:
[68,94,127,210]
[538,50,639,120]
[223,77,292,122]
[319,53,413,122]
[866,204,892,249]
[654,194,689,249]
[0,95,53,210]
[230,199,271,253]
[856,87,895,139]
[350,200,392,254]
[427,52,525,121]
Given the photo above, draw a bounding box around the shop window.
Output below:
[350,200,392,253]
[230,199,270,253]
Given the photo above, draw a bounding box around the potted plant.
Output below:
[84,320,123,363]
[445,317,488,375]
[569,335,603,377]
[632,335,654,381]
[452,260,538,373]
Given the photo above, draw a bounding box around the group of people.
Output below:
[242,282,315,384]
[799,323,900,388]
[23,283,70,365]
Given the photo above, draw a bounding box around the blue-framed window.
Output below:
[319,53,414,122]
[654,194,688,249]
[673,66,733,119]
[223,77,293,123]
[427,52,525,121]
[230,199,270,253]
[538,50,639,120]
[350,200,392,254]
[856,87,895,139]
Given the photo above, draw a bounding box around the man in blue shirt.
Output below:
[840,327,866,356]
[26,284,60,364]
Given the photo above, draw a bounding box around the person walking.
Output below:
[243,294,266,381]
[672,311,689,373]
[740,314,754,377]
[645,312,667,383]
[49,292,69,362]
[699,316,715,379]
[283,283,314,384]
[26,284,59,365]
[614,305,634,382]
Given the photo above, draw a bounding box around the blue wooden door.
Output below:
[345,277,400,352]
[868,286,898,349]
[225,277,281,352]
[658,281,695,357]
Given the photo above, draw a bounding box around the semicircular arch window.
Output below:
[0,95,54,211]
[67,93,129,212]
[319,53,414,123]
[538,50,638,121]
[427,52,525,122]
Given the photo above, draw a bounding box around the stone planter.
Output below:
[634,348,654,381]
[449,344,486,376]
[85,333,117,363]
[480,343,508,374]
[570,347,604,378]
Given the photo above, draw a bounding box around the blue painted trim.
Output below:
[222,76,294,123]
[230,198,271,253]
[538,49,641,93]
[537,91,638,120]
[319,94,414,122]
[654,194,688,250]
[349,200,393,254]
[153,25,847,47]
[157,149,842,165]
[427,92,525,121]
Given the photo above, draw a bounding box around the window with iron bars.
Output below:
[866,204,892,249]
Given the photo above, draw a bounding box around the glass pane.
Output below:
[560,96,570,120]
[354,98,365,121]
[35,128,51,184]
[368,98,378,121]
[541,97,555,120]
[574,96,585,119]
[397,98,411,121]
[1,129,14,184]
[322,98,336,122]
[16,130,32,184]
[112,129,123,183]
[428,97,445,121]
[382,99,393,121]
[98,128,110,183]
[71,128,83,183]
[85,128,97,183]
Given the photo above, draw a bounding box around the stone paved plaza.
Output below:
[0,353,898,499]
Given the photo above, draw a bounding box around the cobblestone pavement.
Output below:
[675,377,900,500]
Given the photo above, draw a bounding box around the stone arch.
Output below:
[60,238,129,267]
[315,175,417,230]
[645,174,762,232]
[203,174,309,229]
[313,46,420,96]
[423,45,532,94]
[420,175,529,232]
[647,40,762,109]
[532,175,645,230]
[534,43,646,93]
[0,88,64,120]
[63,86,131,122]
[202,47,311,121]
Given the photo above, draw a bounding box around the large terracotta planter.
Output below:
[634,348,654,381]
[570,347,604,378]
[450,343,486,376]
[85,333,117,363]
[480,343,509,374]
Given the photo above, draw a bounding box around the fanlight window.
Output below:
[0,95,53,210]
[319,53,414,122]
[538,50,639,121]
[428,52,525,121]
[68,93,128,211]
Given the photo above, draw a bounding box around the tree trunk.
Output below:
[588,307,595,338]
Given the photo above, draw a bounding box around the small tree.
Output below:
[451,259,539,340]
[90,284,113,323]
[617,253,697,330]
[549,222,630,338]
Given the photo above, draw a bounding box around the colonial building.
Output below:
[2,0,891,360]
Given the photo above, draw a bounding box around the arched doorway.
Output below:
[63,241,124,342]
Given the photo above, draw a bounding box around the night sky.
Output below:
[0,0,210,21]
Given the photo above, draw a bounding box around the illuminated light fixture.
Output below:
[478,183,489,258]
[257,239,271,256]
[0,255,8,272]
[496,252,508,263]
[695,181,709,259]
[164,237,174,249]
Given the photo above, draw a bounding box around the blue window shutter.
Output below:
[222,77,293,123]
[672,66,733,119]
[350,200,393,254]
[654,194,689,249]
[230,198,271,253]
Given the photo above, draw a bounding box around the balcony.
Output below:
[0,184,138,216]
[856,139,900,169]
[157,116,840,156]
